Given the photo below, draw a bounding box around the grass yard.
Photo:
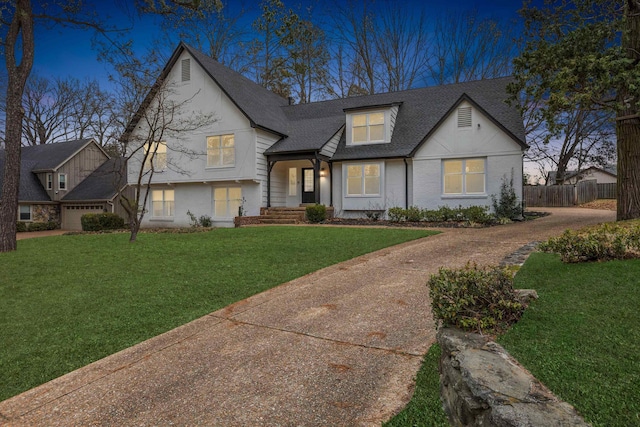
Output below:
[386,252,640,427]
[0,226,433,402]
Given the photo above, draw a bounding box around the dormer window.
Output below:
[346,108,394,146]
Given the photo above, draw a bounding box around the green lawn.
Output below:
[0,226,434,402]
[386,252,640,427]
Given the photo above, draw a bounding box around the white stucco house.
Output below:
[124,43,527,228]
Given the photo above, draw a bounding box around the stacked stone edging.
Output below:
[437,327,589,426]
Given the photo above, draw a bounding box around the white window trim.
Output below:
[346,110,391,146]
[206,134,235,169]
[58,173,67,191]
[46,173,53,190]
[344,162,383,198]
[442,158,487,196]
[150,188,175,219]
[18,205,32,222]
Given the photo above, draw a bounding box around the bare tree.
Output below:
[429,9,517,85]
[118,80,212,242]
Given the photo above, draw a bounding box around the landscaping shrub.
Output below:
[387,207,405,222]
[81,213,125,231]
[16,222,27,232]
[491,172,522,221]
[305,204,327,223]
[428,263,524,335]
[405,206,422,222]
[462,205,494,225]
[199,215,212,227]
[26,221,58,232]
[539,223,640,263]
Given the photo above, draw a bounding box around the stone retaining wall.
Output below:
[437,327,589,426]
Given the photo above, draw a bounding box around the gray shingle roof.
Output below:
[63,157,127,201]
[23,139,94,171]
[0,151,51,202]
[126,43,526,161]
[265,77,526,160]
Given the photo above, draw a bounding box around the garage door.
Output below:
[62,205,105,230]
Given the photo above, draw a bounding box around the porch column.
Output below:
[313,158,321,204]
[267,161,276,207]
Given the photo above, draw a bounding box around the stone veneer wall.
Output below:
[437,327,589,427]
[31,204,60,224]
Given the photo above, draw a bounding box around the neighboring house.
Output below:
[0,139,128,230]
[124,42,527,228]
[547,166,617,185]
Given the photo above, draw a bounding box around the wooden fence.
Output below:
[524,180,598,207]
[597,183,617,199]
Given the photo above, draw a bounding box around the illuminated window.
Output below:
[207,134,235,167]
[151,189,174,218]
[144,141,167,172]
[443,158,485,195]
[346,163,381,196]
[214,187,242,218]
[351,112,385,144]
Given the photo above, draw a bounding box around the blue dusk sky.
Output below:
[30,0,532,87]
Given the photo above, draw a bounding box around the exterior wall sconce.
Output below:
[320,168,327,177]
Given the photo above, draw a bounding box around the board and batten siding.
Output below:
[412,100,524,210]
[40,142,109,202]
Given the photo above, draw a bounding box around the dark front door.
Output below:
[301,168,315,204]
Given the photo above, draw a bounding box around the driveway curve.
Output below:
[0,208,615,426]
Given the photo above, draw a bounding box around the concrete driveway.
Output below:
[0,208,615,426]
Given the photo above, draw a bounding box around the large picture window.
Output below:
[214,187,242,218]
[351,112,385,144]
[346,163,381,196]
[207,134,235,167]
[144,141,167,172]
[443,158,485,195]
[151,189,174,218]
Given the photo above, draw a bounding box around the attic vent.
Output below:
[457,106,472,128]
[181,58,191,82]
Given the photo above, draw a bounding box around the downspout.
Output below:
[329,162,333,207]
[267,160,275,208]
[404,158,409,209]
[107,200,115,213]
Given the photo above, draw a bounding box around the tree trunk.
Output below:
[0,0,35,252]
[617,0,640,220]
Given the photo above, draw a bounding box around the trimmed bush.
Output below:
[199,215,212,227]
[16,222,27,232]
[387,207,405,222]
[386,205,494,225]
[428,263,524,335]
[305,204,327,223]
[539,223,640,263]
[81,213,125,231]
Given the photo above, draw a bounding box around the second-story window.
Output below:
[352,111,385,144]
[58,173,67,190]
[144,141,167,172]
[207,134,235,167]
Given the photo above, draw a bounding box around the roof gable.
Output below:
[63,157,127,201]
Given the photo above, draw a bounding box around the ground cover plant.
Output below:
[0,226,434,401]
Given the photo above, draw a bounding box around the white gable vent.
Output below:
[457,106,472,128]
[181,58,191,82]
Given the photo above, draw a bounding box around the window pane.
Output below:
[152,201,163,217]
[304,169,314,192]
[209,151,221,166]
[165,190,174,202]
[19,205,30,221]
[207,136,221,150]
[214,188,226,200]
[222,135,234,147]
[229,187,242,200]
[353,126,367,142]
[152,190,163,201]
[166,201,175,217]
[444,175,463,194]
[222,147,235,165]
[364,176,380,195]
[215,200,228,217]
[229,199,241,217]
[364,164,379,177]
[288,168,297,196]
[352,114,367,126]
[347,177,362,195]
[369,124,384,141]
[369,112,384,125]
[466,159,484,173]
[347,165,361,177]
[444,160,462,174]
[466,174,485,193]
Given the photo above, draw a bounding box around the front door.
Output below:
[301,168,315,204]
